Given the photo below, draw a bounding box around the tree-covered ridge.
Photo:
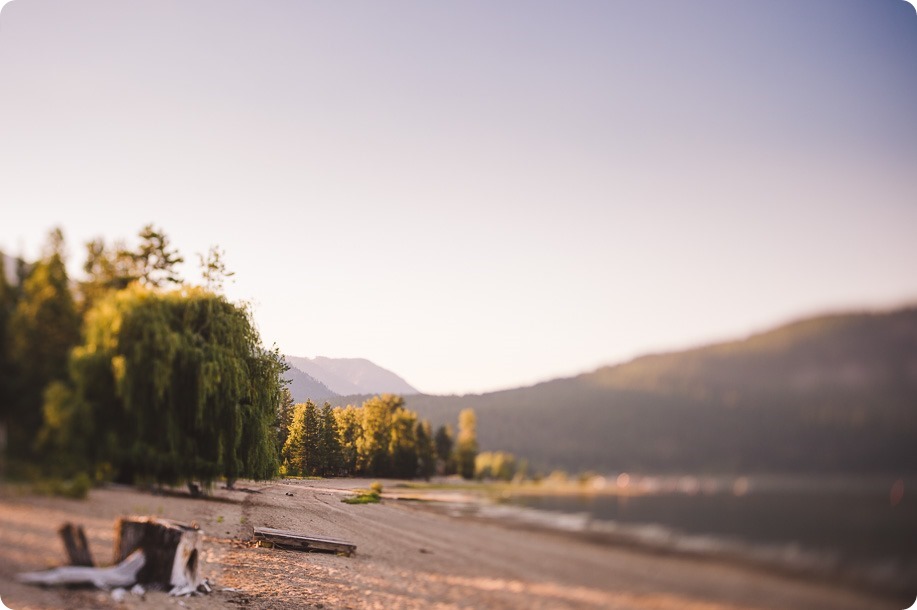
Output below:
[388,307,917,475]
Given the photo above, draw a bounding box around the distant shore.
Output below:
[0,478,898,610]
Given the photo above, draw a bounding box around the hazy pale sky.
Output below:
[1,0,916,395]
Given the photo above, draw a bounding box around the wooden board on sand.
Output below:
[253,527,356,556]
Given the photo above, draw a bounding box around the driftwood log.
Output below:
[17,551,145,589]
[18,517,203,595]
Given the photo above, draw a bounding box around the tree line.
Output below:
[0,226,485,489]
[279,394,479,480]
[0,226,283,487]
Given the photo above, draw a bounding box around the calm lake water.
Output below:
[505,475,917,586]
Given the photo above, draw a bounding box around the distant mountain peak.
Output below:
[284,355,417,402]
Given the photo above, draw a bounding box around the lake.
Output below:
[498,475,917,594]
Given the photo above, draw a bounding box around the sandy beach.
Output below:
[0,479,897,610]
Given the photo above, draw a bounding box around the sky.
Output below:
[1,0,916,395]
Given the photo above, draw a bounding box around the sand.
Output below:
[0,479,896,610]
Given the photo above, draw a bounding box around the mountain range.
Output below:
[283,355,417,403]
[326,306,917,475]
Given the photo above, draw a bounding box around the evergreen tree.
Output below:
[318,403,343,476]
[198,245,235,293]
[283,400,322,476]
[282,402,308,476]
[133,224,184,287]
[415,420,436,480]
[455,408,479,480]
[80,225,184,312]
[434,424,455,476]
[8,229,81,458]
[275,386,294,458]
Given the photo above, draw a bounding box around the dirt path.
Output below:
[0,480,896,610]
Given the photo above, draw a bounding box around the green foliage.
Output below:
[318,403,343,476]
[275,386,294,457]
[414,421,436,480]
[283,395,438,479]
[400,308,917,474]
[32,472,92,499]
[6,229,81,459]
[475,451,518,481]
[389,408,418,480]
[282,400,345,477]
[358,394,399,476]
[132,224,184,287]
[334,405,362,475]
[433,424,455,475]
[369,480,383,494]
[342,487,381,504]
[80,225,184,312]
[282,400,320,476]
[455,408,478,480]
[43,284,282,487]
[0,252,17,431]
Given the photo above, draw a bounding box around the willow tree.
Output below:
[43,284,282,487]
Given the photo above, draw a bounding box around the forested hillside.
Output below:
[335,308,917,474]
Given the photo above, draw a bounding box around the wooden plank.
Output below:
[253,527,356,556]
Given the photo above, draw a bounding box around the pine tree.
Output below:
[414,420,436,480]
[434,424,455,475]
[318,403,343,476]
[275,387,294,458]
[133,224,184,287]
[282,402,308,476]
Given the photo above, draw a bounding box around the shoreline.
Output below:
[0,479,903,610]
[388,477,916,599]
[406,495,910,602]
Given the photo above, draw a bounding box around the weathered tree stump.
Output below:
[18,517,204,594]
[114,517,202,593]
[58,522,94,567]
